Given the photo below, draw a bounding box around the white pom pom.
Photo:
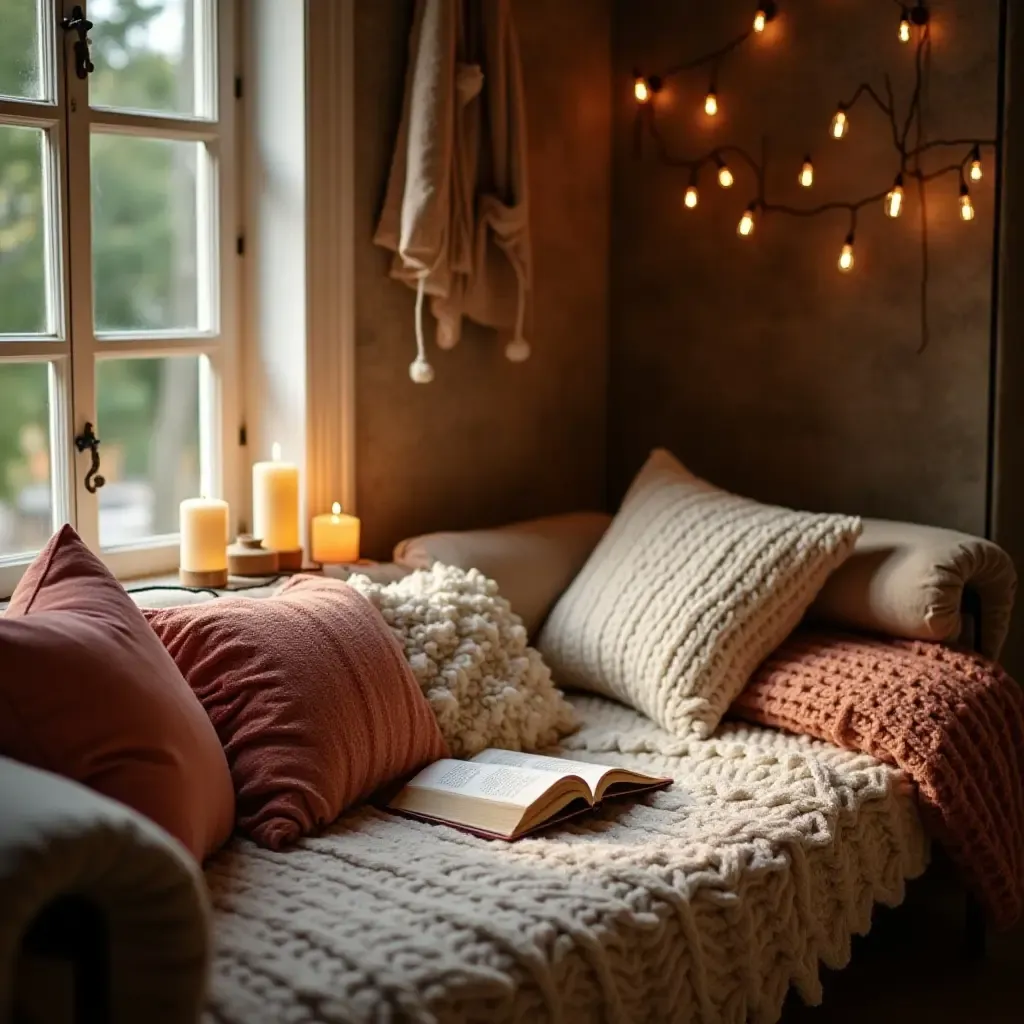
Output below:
[505,338,531,363]
[436,320,459,350]
[409,357,435,384]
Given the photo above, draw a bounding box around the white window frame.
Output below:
[0,0,241,595]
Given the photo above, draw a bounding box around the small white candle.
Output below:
[311,502,360,563]
[252,442,300,552]
[180,498,229,574]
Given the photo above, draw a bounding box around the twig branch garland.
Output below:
[632,3,996,352]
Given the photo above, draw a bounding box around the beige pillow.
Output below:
[809,518,1017,659]
[393,512,612,636]
[538,450,862,738]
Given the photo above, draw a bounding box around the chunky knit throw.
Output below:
[204,695,927,1023]
[732,630,1024,929]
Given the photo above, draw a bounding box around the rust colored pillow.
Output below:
[144,575,449,849]
[0,526,235,860]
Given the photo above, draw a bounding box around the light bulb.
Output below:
[754,1,777,33]
[899,10,911,43]
[705,90,718,116]
[684,185,698,209]
[634,77,650,104]
[738,206,756,237]
[799,157,814,188]
[838,235,855,272]
[970,148,983,182]
[831,109,848,139]
[960,185,975,221]
[717,164,734,188]
[885,175,904,218]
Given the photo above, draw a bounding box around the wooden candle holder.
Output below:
[227,536,279,577]
[179,567,229,588]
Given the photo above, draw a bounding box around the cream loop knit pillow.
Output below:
[346,564,579,756]
[538,449,861,739]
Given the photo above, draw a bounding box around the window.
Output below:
[0,0,238,594]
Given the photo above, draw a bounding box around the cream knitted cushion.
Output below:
[538,449,862,738]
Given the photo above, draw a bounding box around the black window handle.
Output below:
[74,423,106,494]
[62,5,95,80]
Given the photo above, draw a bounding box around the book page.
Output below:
[471,749,611,798]
[404,759,570,809]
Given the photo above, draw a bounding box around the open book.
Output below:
[386,749,671,840]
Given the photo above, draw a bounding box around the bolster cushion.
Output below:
[393,512,613,636]
[0,756,211,1024]
[809,518,1017,659]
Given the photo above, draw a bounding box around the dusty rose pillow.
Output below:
[144,575,449,849]
[0,525,235,860]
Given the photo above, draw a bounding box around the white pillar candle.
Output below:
[252,442,300,552]
[179,498,229,573]
[311,502,360,563]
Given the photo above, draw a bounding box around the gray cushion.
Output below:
[809,518,1017,660]
[393,512,612,636]
[1,756,209,1024]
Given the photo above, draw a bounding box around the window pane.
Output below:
[0,362,52,556]
[89,0,211,118]
[91,134,202,333]
[0,125,48,335]
[0,0,44,101]
[97,356,201,547]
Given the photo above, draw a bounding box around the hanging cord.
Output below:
[409,274,436,383]
[504,266,531,362]
[125,575,288,600]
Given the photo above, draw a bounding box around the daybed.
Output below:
[2,513,1017,1024]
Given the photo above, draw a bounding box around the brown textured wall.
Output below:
[352,0,611,560]
[610,1,999,532]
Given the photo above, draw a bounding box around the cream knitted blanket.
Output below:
[203,696,927,1024]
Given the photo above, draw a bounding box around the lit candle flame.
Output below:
[271,442,281,462]
[332,501,341,516]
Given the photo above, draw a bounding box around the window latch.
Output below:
[74,423,106,494]
[62,5,95,80]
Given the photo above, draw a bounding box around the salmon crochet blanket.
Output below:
[733,630,1024,929]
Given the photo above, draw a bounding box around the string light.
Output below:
[960,183,975,221]
[831,107,848,139]
[899,9,912,44]
[629,0,988,352]
[798,156,814,188]
[838,233,855,272]
[885,174,904,218]
[970,146,983,182]
[753,2,777,33]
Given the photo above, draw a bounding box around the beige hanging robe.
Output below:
[374,0,532,383]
